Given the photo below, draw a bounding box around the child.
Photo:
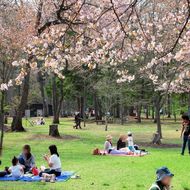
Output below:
[149,167,174,190]
[9,156,24,178]
[127,132,135,152]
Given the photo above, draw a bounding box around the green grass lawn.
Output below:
[0,118,189,190]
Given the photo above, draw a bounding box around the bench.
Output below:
[96,120,106,125]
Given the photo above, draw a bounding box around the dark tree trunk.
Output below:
[49,125,60,137]
[38,71,48,117]
[155,94,162,139]
[152,105,155,120]
[80,96,84,117]
[120,100,124,125]
[52,75,64,124]
[145,104,149,119]
[11,2,44,131]
[152,133,161,144]
[116,97,120,118]
[167,94,171,118]
[129,106,135,116]
[94,93,99,120]
[83,81,87,127]
[11,71,30,131]
[0,91,5,156]
[77,97,81,112]
[105,116,108,131]
[136,104,142,123]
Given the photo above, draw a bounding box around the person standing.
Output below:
[180,115,190,155]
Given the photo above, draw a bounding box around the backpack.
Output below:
[149,184,161,190]
[92,148,101,155]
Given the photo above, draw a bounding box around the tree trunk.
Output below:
[0,91,5,156]
[38,71,48,117]
[49,124,60,137]
[11,1,44,131]
[136,104,142,123]
[105,115,108,131]
[167,94,171,118]
[52,75,64,124]
[11,71,30,131]
[152,133,161,144]
[80,96,84,117]
[145,104,149,119]
[152,105,155,120]
[77,97,81,112]
[94,93,99,120]
[155,95,162,139]
[129,106,133,116]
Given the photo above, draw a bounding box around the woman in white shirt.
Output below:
[39,145,62,179]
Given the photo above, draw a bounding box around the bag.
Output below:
[149,184,161,190]
[92,148,101,155]
[32,167,39,176]
[0,171,7,177]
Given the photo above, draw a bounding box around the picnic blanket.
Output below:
[99,150,148,157]
[0,171,74,182]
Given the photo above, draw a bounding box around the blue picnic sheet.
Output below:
[0,171,74,182]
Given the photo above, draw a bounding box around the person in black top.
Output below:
[180,115,190,155]
[73,112,82,129]
[117,135,127,150]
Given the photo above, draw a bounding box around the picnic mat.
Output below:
[0,171,74,182]
[99,150,148,157]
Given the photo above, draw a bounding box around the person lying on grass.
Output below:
[9,156,24,178]
[149,167,174,190]
[18,145,35,173]
[39,145,62,183]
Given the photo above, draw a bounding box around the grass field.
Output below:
[0,118,189,190]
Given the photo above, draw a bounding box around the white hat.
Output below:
[127,131,132,135]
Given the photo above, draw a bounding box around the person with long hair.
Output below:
[39,145,62,182]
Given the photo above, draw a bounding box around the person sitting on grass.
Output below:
[9,156,24,178]
[180,114,190,155]
[40,117,45,125]
[39,145,62,183]
[117,134,127,150]
[18,145,35,173]
[149,167,174,190]
[104,135,129,155]
[104,135,115,153]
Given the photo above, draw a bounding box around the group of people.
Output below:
[36,117,45,125]
[104,132,144,155]
[1,144,62,183]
